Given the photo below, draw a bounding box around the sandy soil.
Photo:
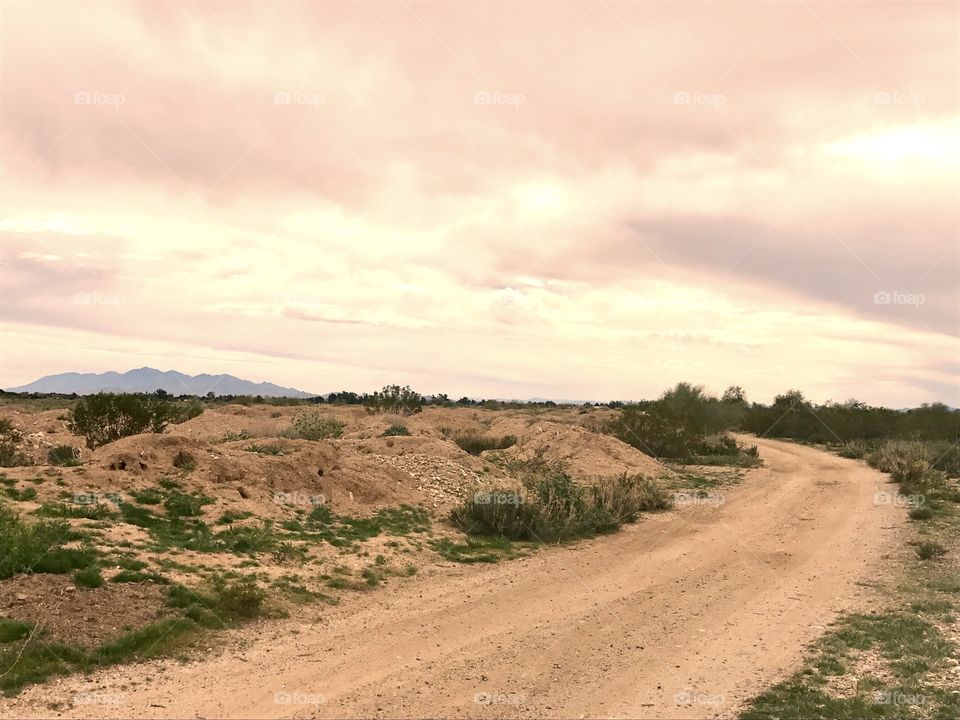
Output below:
[0,437,903,719]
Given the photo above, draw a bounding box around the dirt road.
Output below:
[2,438,902,719]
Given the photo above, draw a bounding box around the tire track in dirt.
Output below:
[1,438,902,719]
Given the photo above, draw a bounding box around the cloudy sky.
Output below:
[1,1,957,405]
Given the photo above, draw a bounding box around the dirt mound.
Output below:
[492,419,671,480]
[0,407,80,464]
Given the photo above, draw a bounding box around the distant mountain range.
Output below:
[5,367,313,398]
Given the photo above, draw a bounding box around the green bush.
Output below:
[590,473,673,521]
[453,432,517,455]
[73,567,104,588]
[364,385,423,416]
[282,413,344,440]
[67,393,175,449]
[163,491,213,518]
[47,445,81,467]
[451,459,670,543]
[916,541,947,560]
[211,575,266,618]
[381,424,410,437]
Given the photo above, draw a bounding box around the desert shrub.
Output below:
[211,575,266,618]
[0,443,30,468]
[0,503,94,579]
[591,473,673,522]
[837,439,872,459]
[0,419,22,442]
[73,567,104,589]
[450,487,538,540]
[452,432,517,455]
[47,445,81,467]
[364,385,423,416]
[163,491,213,518]
[282,412,344,440]
[0,619,32,643]
[381,424,410,437]
[452,459,670,542]
[172,450,195,471]
[67,393,175,449]
[915,541,947,561]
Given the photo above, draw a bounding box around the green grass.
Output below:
[0,503,96,579]
[163,490,213,518]
[0,613,210,696]
[432,536,519,563]
[111,570,170,584]
[130,488,163,505]
[35,501,115,520]
[0,619,32,643]
[741,612,958,720]
[3,486,37,502]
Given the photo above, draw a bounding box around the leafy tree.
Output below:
[68,393,173,449]
[363,385,423,415]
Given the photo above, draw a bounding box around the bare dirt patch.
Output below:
[0,575,169,648]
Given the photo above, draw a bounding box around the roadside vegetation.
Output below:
[452,454,671,543]
[606,383,760,466]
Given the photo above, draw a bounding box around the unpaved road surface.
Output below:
[2,438,902,719]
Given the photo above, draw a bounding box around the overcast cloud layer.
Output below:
[1,1,957,406]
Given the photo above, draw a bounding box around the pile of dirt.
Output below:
[83,433,427,520]
[369,453,483,508]
[0,408,79,464]
[2,405,667,520]
[490,419,672,480]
